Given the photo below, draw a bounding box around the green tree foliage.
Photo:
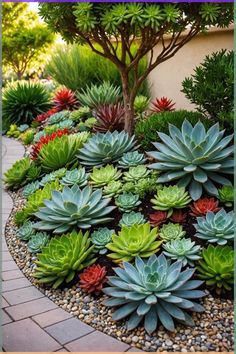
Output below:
[39,2,233,133]
[3,3,55,79]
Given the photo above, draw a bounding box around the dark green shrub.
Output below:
[182,50,233,122]
[2,81,51,127]
[46,44,150,97]
[134,110,213,150]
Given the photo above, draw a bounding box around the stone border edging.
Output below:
[2,137,137,353]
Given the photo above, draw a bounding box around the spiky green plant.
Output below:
[20,129,35,145]
[148,120,233,200]
[34,185,115,233]
[103,181,123,198]
[22,181,40,198]
[78,131,137,167]
[118,151,147,169]
[33,230,96,289]
[107,223,162,263]
[2,81,51,125]
[134,95,150,118]
[197,245,234,293]
[61,168,88,187]
[159,223,186,242]
[115,193,141,212]
[37,134,86,172]
[27,165,42,182]
[70,106,91,122]
[194,209,234,245]
[47,110,70,125]
[218,186,234,207]
[123,165,150,182]
[163,239,201,266]
[17,221,35,241]
[151,186,191,217]
[76,82,121,109]
[103,254,205,333]
[27,232,49,253]
[91,227,114,255]
[4,157,31,189]
[90,165,122,188]
[119,211,146,227]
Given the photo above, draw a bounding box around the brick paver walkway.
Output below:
[2,137,137,352]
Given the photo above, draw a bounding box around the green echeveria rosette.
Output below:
[118,151,147,169]
[23,181,40,198]
[194,209,234,245]
[27,232,49,253]
[103,181,123,198]
[91,227,114,255]
[90,164,122,188]
[115,192,141,213]
[119,211,146,227]
[17,221,36,241]
[123,165,150,182]
[163,238,201,266]
[47,110,70,125]
[218,185,234,207]
[61,168,89,187]
[103,254,206,333]
[159,223,186,242]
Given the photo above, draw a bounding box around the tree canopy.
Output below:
[39,2,233,133]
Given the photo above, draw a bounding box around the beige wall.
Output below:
[148,27,234,110]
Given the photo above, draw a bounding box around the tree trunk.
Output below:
[17,71,23,80]
[121,72,135,135]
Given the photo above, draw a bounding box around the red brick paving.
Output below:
[33,308,72,328]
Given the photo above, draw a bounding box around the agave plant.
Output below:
[197,245,234,293]
[77,131,137,167]
[107,223,162,263]
[123,165,150,182]
[17,221,35,241]
[33,230,96,289]
[90,165,122,188]
[115,193,141,212]
[37,134,86,172]
[103,254,205,333]
[119,211,146,227]
[53,87,79,111]
[61,168,88,187]
[76,82,121,109]
[4,157,31,189]
[218,186,234,207]
[34,185,115,233]
[159,223,186,242]
[79,264,107,294]
[103,181,123,198]
[163,239,201,266]
[22,181,40,198]
[47,110,70,125]
[149,211,168,227]
[148,120,233,200]
[150,97,176,112]
[27,232,49,253]
[189,198,220,217]
[194,209,234,245]
[91,228,114,255]
[118,151,147,169]
[93,103,125,132]
[151,186,191,217]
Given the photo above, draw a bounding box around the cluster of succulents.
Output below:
[4,157,40,189]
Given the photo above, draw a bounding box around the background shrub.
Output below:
[182,50,233,126]
[46,44,150,97]
[134,110,213,151]
[2,81,51,130]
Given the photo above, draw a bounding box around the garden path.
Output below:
[1,136,138,352]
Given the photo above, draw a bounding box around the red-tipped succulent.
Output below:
[30,128,69,160]
[53,88,79,111]
[189,198,221,217]
[170,210,187,223]
[34,108,59,123]
[79,264,107,294]
[93,103,125,132]
[149,211,168,227]
[151,97,176,113]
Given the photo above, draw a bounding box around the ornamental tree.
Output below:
[39,2,233,134]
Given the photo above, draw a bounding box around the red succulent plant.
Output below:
[149,211,168,227]
[34,108,59,123]
[93,103,125,132]
[30,128,69,160]
[79,264,107,294]
[189,198,221,217]
[170,210,187,223]
[53,88,78,111]
[151,97,176,113]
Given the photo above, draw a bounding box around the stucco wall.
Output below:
[147,27,234,110]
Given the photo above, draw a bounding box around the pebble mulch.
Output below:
[4,190,234,352]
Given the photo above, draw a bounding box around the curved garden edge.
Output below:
[2,136,135,353]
